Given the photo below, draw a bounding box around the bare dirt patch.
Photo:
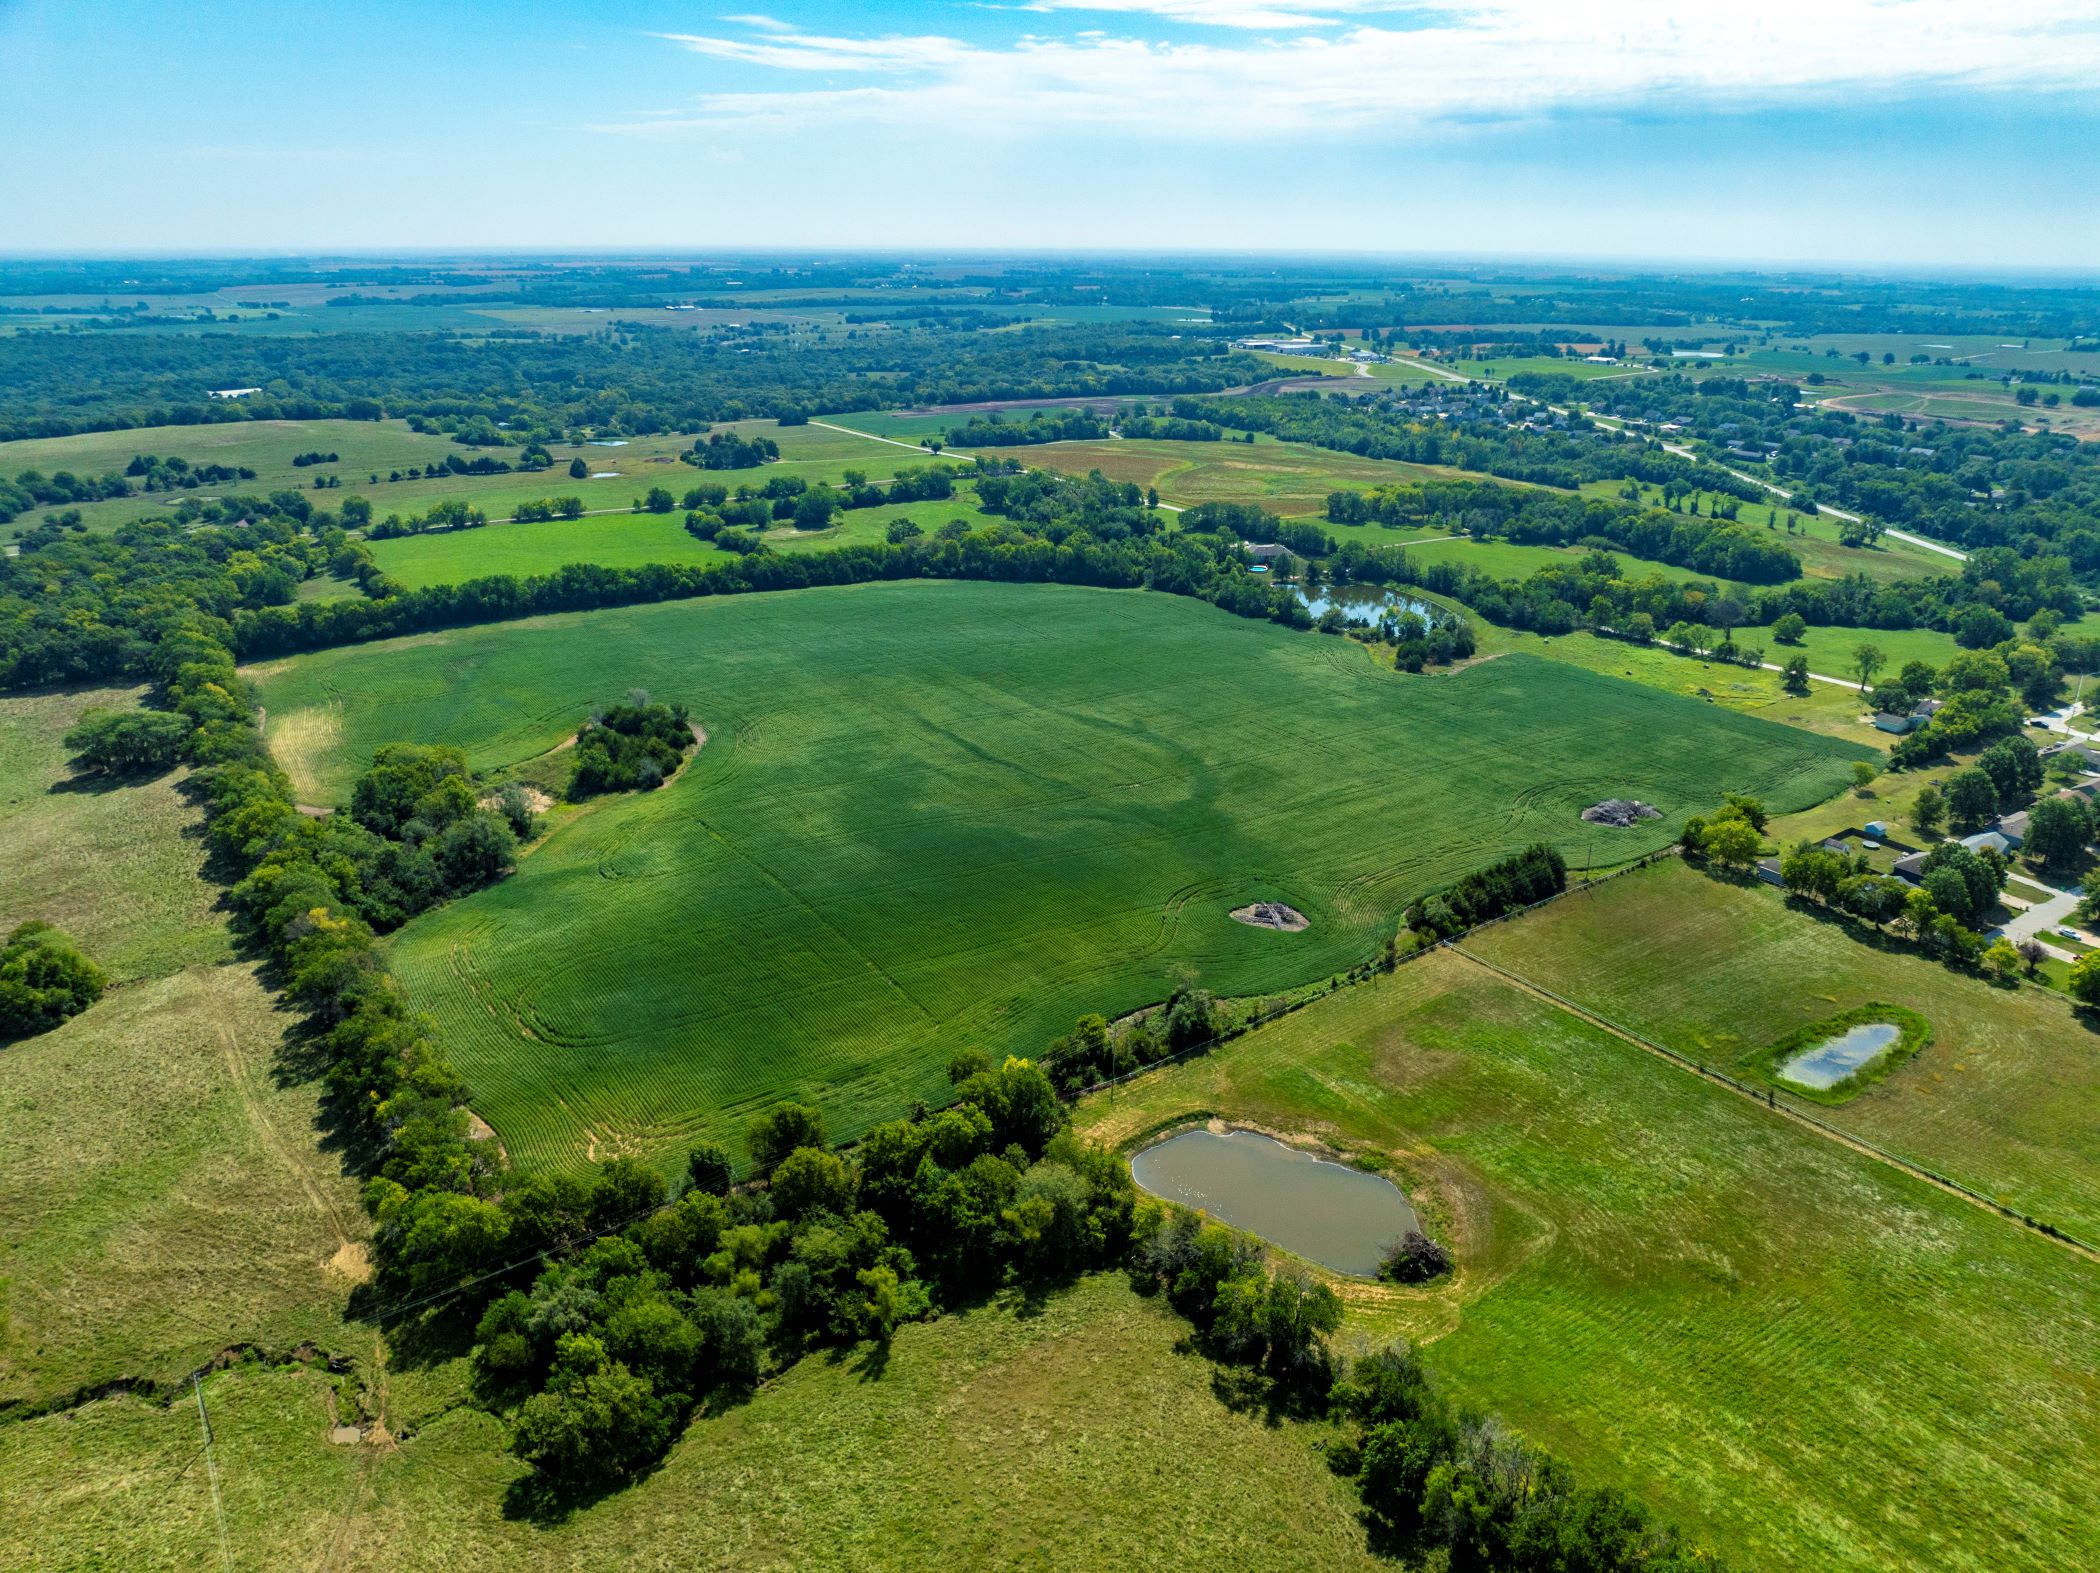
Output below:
[1232,901,1308,931]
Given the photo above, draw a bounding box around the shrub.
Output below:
[0,921,106,1037]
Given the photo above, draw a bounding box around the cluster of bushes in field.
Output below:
[512,496,586,523]
[0,921,105,1039]
[0,464,134,523]
[1037,987,1220,1094]
[126,452,257,490]
[570,695,696,796]
[365,498,487,538]
[1115,412,1224,442]
[1405,844,1568,944]
[290,450,339,467]
[684,431,779,470]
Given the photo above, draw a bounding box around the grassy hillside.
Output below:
[1073,949,2100,1573]
[247,582,1865,1175]
[0,1275,1377,1572]
[1465,857,2100,1239]
[0,687,361,1408]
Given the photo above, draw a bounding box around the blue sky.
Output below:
[4,0,2100,266]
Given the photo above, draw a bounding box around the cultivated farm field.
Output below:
[1073,948,2100,1573]
[248,582,1868,1176]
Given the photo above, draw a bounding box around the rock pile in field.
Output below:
[1581,799,1663,828]
[1230,901,1309,931]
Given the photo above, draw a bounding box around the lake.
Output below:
[1778,1021,1902,1090]
[1130,1127,1419,1277]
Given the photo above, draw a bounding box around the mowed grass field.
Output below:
[1073,948,2100,1573]
[978,434,1471,517]
[365,489,984,591]
[1465,858,2100,1240]
[247,582,1868,1176]
[0,1274,1375,1572]
[0,687,362,1408]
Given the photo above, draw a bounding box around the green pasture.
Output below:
[981,434,1468,517]
[366,489,981,591]
[1073,947,2100,1573]
[1468,625,1885,746]
[0,416,950,540]
[248,582,1865,1176]
[0,687,360,1408]
[1468,857,2100,1239]
[0,1273,1372,1571]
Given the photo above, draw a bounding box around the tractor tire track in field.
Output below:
[1447,944,2100,1267]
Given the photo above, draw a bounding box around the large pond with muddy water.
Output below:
[1130,1127,1418,1277]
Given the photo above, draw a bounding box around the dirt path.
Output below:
[1447,945,2100,1265]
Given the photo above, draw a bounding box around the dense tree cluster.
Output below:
[1330,479,1799,584]
[570,696,696,796]
[1404,844,1568,943]
[1330,1343,1721,1571]
[0,321,1272,443]
[685,431,779,470]
[946,410,1111,447]
[0,921,106,1039]
[474,1060,1131,1486]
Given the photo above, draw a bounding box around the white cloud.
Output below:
[622,3,2100,139]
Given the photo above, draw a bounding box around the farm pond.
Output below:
[1129,1127,1418,1277]
[1778,1021,1903,1090]
[1291,583,1443,625]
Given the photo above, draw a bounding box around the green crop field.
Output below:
[246,581,1867,1176]
[0,687,361,1408]
[1464,857,2100,1239]
[0,1273,1374,1571]
[1073,947,2100,1573]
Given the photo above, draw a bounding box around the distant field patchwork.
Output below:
[249,581,1868,1176]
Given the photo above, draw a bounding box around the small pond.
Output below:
[1130,1127,1418,1277]
[1290,582,1443,625]
[1778,1022,1902,1090]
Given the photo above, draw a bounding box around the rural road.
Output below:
[1652,441,1970,563]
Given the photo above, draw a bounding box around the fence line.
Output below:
[1447,944,2100,1262]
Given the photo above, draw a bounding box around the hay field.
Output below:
[250,581,1867,1175]
[1072,948,2100,1573]
[1465,857,2100,1239]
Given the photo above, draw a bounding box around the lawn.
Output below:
[1463,857,2100,1240]
[0,686,362,1408]
[0,1274,1377,1571]
[247,581,1867,1176]
[1072,948,2100,1573]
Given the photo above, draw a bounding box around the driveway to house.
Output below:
[1993,880,2085,946]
